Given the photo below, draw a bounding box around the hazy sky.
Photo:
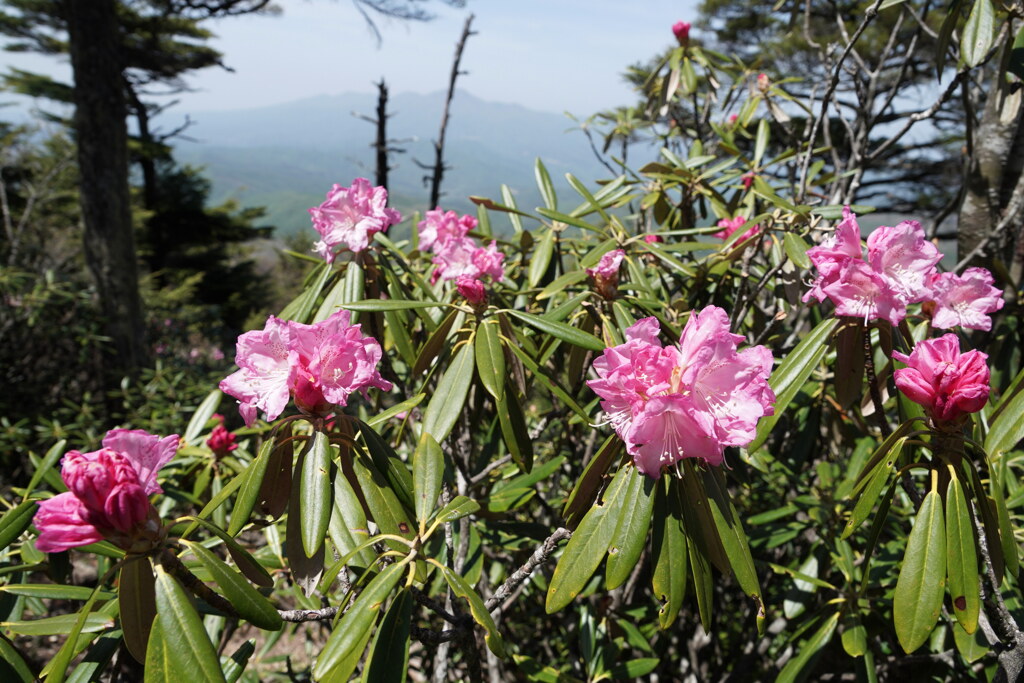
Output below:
[3,0,699,119]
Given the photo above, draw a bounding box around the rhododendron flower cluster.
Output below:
[206,413,238,457]
[417,206,505,295]
[927,268,1004,331]
[714,215,759,241]
[893,334,990,425]
[803,208,942,325]
[34,429,178,553]
[588,307,775,476]
[309,178,401,261]
[587,249,625,299]
[220,310,392,427]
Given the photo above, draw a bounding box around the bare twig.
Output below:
[486,527,572,614]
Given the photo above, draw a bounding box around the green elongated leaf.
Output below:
[776,612,840,683]
[361,590,413,683]
[689,530,714,633]
[435,563,506,658]
[421,341,476,442]
[502,184,526,231]
[961,0,995,68]
[606,658,659,679]
[782,232,811,270]
[365,394,426,429]
[413,308,460,375]
[475,320,506,400]
[383,308,417,367]
[413,432,444,525]
[946,474,980,635]
[0,584,113,601]
[351,451,417,549]
[701,468,762,625]
[537,270,587,300]
[834,322,865,409]
[565,173,610,221]
[300,431,333,558]
[152,565,226,682]
[434,496,480,524]
[2,612,113,636]
[313,563,405,680]
[343,299,448,312]
[286,444,323,596]
[180,465,246,539]
[534,158,558,210]
[953,620,989,663]
[990,465,1019,577]
[842,438,903,539]
[0,634,34,682]
[529,227,556,288]
[313,270,348,323]
[222,640,255,683]
[783,555,820,620]
[496,387,534,472]
[753,118,769,166]
[546,466,630,613]
[605,468,656,589]
[228,439,275,536]
[185,517,273,588]
[750,317,838,451]
[562,436,621,528]
[328,472,374,570]
[29,586,103,683]
[894,488,946,653]
[182,541,282,631]
[503,340,589,422]
[343,258,365,323]
[184,391,222,446]
[356,423,416,516]
[255,423,293,520]
[985,385,1024,457]
[505,309,604,352]
[279,264,330,324]
[680,57,697,95]
[652,479,688,629]
[1010,24,1024,84]
[25,439,66,497]
[841,614,867,657]
[119,558,156,663]
[144,619,170,683]
[0,500,37,551]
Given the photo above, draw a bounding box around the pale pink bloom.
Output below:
[644,234,663,243]
[588,308,774,476]
[220,311,391,426]
[672,21,691,45]
[433,238,506,283]
[928,268,1004,331]
[309,178,401,261]
[34,429,178,553]
[893,334,990,424]
[823,260,905,325]
[418,208,476,253]
[472,241,506,281]
[456,275,487,305]
[586,249,625,280]
[757,73,770,91]
[803,207,863,304]
[714,216,760,241]
[866,220,941,304]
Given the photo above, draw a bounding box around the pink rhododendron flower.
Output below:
[309,178,401,261]
[220,310,392,427]
[456,275,487,305]
[757,73,770,92]
[893,334,990,425]
[927,268,1004,331]
[418,208,476,253]
[714,216,760,241]
[206,414,238,457]
[34,429,178,553]
[643,234,663,244]
[588,307,774,476]
[672,21,690,45]
[433,237,506,284]
[803,208,941,325]
[587,249,625,299]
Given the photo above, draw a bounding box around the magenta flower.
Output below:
[206,414,238,457]
[803,209,940,325]
[220,310,392,427]
[418,208,476,253]
[588,308,774,476]
[893,334,990,425]
[456,275,486,305]
[34,429,178,553]
[309,178,402,261]
[927,268,1004,331]
[672,21,691,45]
[643,234,663,244]
[714,216,759,241]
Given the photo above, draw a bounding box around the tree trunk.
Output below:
[65,0,148,379]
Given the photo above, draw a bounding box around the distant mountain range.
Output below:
[173,90,612,236]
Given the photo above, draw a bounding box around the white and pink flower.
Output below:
[309,178,401,261]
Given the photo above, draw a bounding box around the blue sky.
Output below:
[3,0,698,119]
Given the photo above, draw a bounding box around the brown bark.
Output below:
[64,0,148,378]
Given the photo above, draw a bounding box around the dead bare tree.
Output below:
[354,79,410,189]
[416,13,475,208]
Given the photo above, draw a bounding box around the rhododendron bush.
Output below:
[3,11,1024,683]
